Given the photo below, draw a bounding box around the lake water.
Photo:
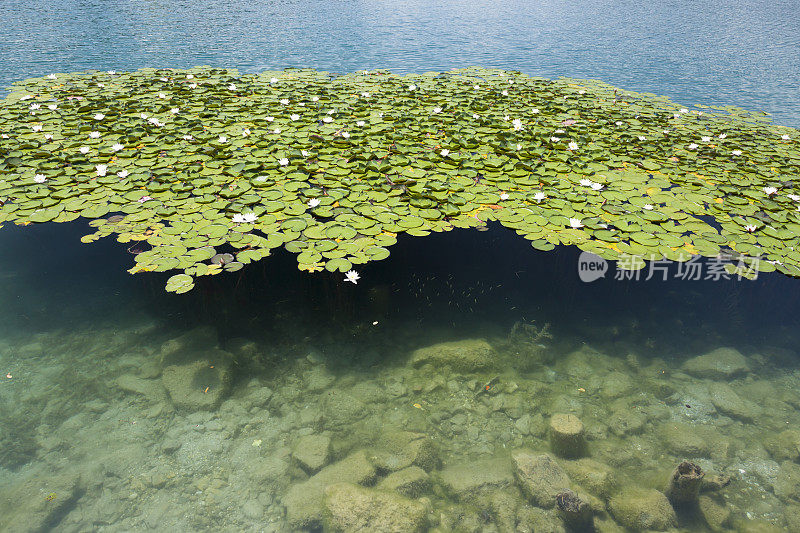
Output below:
[1,1,800,531]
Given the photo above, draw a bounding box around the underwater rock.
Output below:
[515,506,568,533]
[321,390,368,428]
[607,409,648,437]
[707,382,760,422]
[292,434,331,474]
[682,347,750,380]
[0,469,82,532]
[377,466,430,497]
[773,460,800,503]
[160,326,219,365]
[161,351,232,411]
[116,374,167,403]
[489,489,522,532]
[598,371,635,399]
[665,460,704,506]
[608,488,677,531]
[303,366,335,392]
[283,449,377,529]
[439,457,515,500]
[409,338,494,372]
[549,414,587,458]
[322,482,428,532]
[764,429,800,462]
[368,430,439,472]
[512,450,571,508]
[701,473,731,493]
[555,489,594,531]
[658,422,717,458]
[698,494,731,531]
[562,458,617,498]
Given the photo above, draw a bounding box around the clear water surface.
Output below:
[1,1,800,531]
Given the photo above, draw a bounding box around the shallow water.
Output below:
[2,0,800,531]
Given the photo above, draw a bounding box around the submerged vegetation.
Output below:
[0,66,799,292]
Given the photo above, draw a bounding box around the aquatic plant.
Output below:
[1,67,799,292]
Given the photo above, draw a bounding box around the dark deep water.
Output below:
[2,1,800,531]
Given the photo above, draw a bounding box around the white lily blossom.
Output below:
[701,136,711,142]
[30,103,41,110]
[158,93,167,99]
[440,149,449,157]
[512,118,524,131]
[228,84,236,90]
[243,213,257,223]
[787,194,800,202]
[579,179,593,187]
[117,169,129,178]
[47,74,57,80]
[590,183,603,191]
[80,146,90,154]
[186,74,194,79]
[342,132,350,138]
[33,174,47,183]
[183,135,193,141]
[473,85,480,90]
[408,85,417,91]
[569,218,584,228]
[679,108,688,114]
[140,113,148,119]
[531,108,539,114]
[189,83,197,89]
[500,193,510,200]
[279,158,289,166]
[291,114,300,121]
[501,90,508,96]
[312,96,319,101]
[48,104,58,110]
[433,107,442,114]
[550,137,560,143]
[44,134,52,140]
[782,134,791,140]
[744,224,758,232]
[32,125,43,132]
[273,128,281,134]
[266,116,274,122]
[94,113,105,120]
[638,136,646,141]
[344,270,360,284]
[96,164,107,177]
[688,143,698,150]
[732,150,742,156]
[111,143,124,152]
[643,204,654,210]
[171,108,179,114]
[89,131,100,138]
[219,135,227,143]
[473,114,480,119]
[356,121,365,127]
[568,142,578,151]
[149,117,163,126]
[323,116,333,123]
[361,92,370,97]
[270,77,278,83]
[764,186,778,195]
[719,133,727,139]
[308,198,320,208]
[615,121,623,126]
[516,144,522,150]
[533,192,546,202]
[232,213,246,223]
[280,99,289,105]
[242,128,251,137]
[578,90,586,95]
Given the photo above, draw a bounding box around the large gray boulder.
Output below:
[323,482,428,532]
[682,347,750,379]
[608,488,677,531]
[512,451,571,509]
[410,339,494,372]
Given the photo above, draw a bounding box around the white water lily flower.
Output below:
[32,125,43,132]
[408,85,417,91]
[342,132,350,139]
[159,77,167,82]
[270,77,278,83]
[108,71,116,75]
[569,218,584,229]
[578,90,586,95]
[361,92,370,97]
[20,95,32,100]
[345,270,360,284]
[473,85,480,90]
[615,121,623,126]
[189,83,197,89]
[186,74,194,79]
[590,182,603,191]
[291,114,300,121]
[30,103,40,110]
[555,129,565,134]
[158,93,167,99]
[638,136,646,141]
[782,134,791,140]
[94,113,105,120]
[533,191,546,202]
[580,179,593,187]
[243,213,258,223]
[240,128,250,137]
[95,164,107,176]
[550,137,560,143]
[140,113,148,120]
[97,83,105,88]
[44,134,52,140]
[433,107,442,114]
[228,84,237,90]
[323,116,333,123]
[764,186,778,195]
[731,150,742,156]
[47,74,57,80]
[688,143,698,150]
[89,131,100,138]
[1,134,8,139]
[266,116,274,122]
[298,102,305,106]
[473,114,480,119]
[80,146,90,154]
[504,115,510,121]
[48,104,58,110]
[273,128,281,134]
[183,134,193,141]
[219,135,227,143]
[312,96,319,101]
[643,204,654,210]
[356,120,365,127]
[719,133,727,139]
[516,144,522,150]
[501,90,509,96]
[440,149,450,157]
[117,169,129,178]
[308,198,320,208]
[744,224,757,232]
[279,158,289,166]
[111,143,124,152]
[568,142,578,151]
[512,118,524,131]
[170,108,179,114]
[33,174,47,183]
[301,150,309,157]
[232,213,246,223]
[679,108,688,114]
[500,193,510,200]
[701,136,711,142]
[150,118,163,126]
[280,99,289,105]
[531,108,539,114]
[787,194,800,202]
[327,110,334,114]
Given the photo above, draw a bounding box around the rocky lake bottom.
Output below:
[2,313,800,532]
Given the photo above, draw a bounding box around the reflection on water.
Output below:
[2,221,800,530]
